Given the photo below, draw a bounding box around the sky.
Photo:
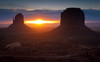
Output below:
[0,0,100,31]
[0,0,100,10]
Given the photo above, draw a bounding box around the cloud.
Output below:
[0,9,100,24]
[0,9,62,22]
[83,9,100,21]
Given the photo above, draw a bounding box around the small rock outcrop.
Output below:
[5,42,21,50]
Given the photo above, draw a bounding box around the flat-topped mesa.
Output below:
[13,13,24,25]
[60,8,85,27]
[49,8,95,36]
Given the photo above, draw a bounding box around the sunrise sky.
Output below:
[0,0,100,29]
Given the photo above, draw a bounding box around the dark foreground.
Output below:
[0,32,100,62]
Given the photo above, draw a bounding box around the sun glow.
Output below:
[25,19,60,25]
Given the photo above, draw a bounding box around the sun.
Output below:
[25,19,44,24]
[25,19,60,25]
[31,19,45,24]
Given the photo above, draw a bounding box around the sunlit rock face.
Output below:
[60,8,85,27]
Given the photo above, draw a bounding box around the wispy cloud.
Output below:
[0,9,100,25]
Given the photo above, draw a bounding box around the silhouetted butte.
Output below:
[0,13,33,34]
[9,13,26,28]
[51,8,95,36]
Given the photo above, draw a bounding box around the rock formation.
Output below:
[1,13,34,34]
[51,8,95,36]
[9,13,25,28]
[61,8,84,27]
[13,13,24,25]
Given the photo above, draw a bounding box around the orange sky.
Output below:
[0,20,100,32]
